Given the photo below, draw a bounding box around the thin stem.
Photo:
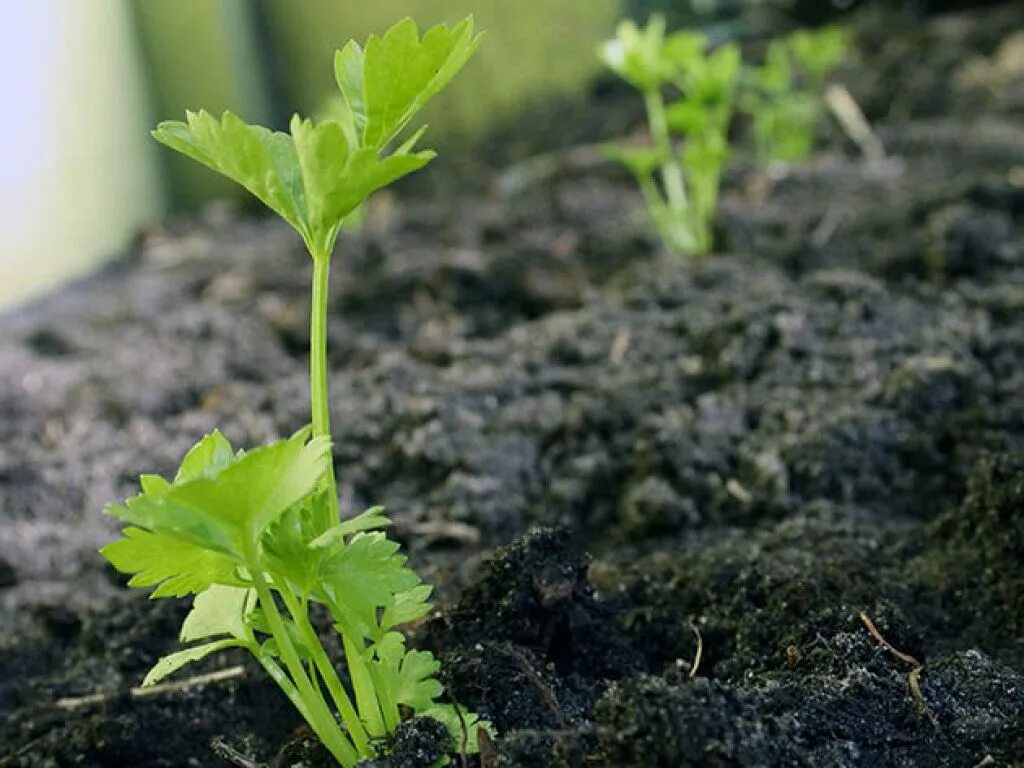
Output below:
[310,254,341,519]
[310,255,332,439]
[278,587,373,756]
[365,649,401,733]
[644,88,688,216]
[249,561,359,767]
[342,632,388,738]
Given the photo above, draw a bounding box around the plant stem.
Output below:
[310,254,341,517]
[342,632,388,737]
[279,587,373,755]
[644,88,689,218]
[310,255,332,440]
[249,559,359,767]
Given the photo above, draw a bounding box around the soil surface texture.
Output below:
[2,4,1024,767]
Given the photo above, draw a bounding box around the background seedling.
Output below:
[600,15,740,256]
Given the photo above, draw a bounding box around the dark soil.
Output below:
[3,4,1024,767]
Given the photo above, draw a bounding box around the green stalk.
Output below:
[248,560,359,767]
[279,587,374,755]
[366,650,401,733]
[342,633,388,737]
[310,256,336,439]
[305,247,380,755]
[644,88,689,219]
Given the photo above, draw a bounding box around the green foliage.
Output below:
[601,17,850,254]
[152,17,481,262]
[744,26,849,164]
[600,15,740,256]
[105,17,486,768]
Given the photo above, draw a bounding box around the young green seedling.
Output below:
[600,15,740,256]
[101,17,489,767]
[744,26,848,164]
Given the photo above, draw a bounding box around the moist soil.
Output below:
[3,4,1024,767]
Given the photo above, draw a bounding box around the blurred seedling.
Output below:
[600,15,740,256]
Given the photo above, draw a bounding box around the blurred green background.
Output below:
[0,0,621,309]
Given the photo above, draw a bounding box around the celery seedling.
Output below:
[600,15,740,256]
[744,26,848,164]
[101,17,488,767]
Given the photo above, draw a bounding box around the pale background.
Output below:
[0,0,620,309]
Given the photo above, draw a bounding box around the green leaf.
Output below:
[662,30,707,73]
[788,26,848,84]
[336,17,482,149]
[310,505,391,550]
[262,489,336,594]
[152,111,309,239]
[141,638,243,687]
[175,429,235,483]
[109,429,331,561]
[180,585,254,643]
[372,633,443,712]
[100,526,246,598]
[319,532,421,639]
[603,143,665,180]
[290,116,352,240]
[139,474,171,497]
[755,40,794,94]
[684,44,741,105]
[381,583,433,629]
[599,15,676,92]
[290,115,434,256]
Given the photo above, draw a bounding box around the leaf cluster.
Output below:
[600,17,849,254]
[152,17,481,261]
[104,429,488,764]
[744,26,849,164]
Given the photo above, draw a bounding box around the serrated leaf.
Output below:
[339,17,482,149]
[311,505,391,551]
[262,488,336,594]
[372,633,442,712]
[106,428,330,590]
[291,116,352,237]
[180,585,254,643]
[333,40,365,147]
[175,430,235,484]
[141,638,243,687]
[381,583,433,629]
[152,111,309,239]
[100,526,246,598]
[319,532,420,639]
[139,474,171,497]
[110,430,331,562]
[290,115,433,255]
